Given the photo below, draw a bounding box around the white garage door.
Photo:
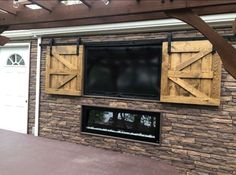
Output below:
[0,44,30,134]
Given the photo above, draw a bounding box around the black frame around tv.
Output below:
[84,41,162,100]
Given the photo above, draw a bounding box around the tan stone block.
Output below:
[195,161,219,169]
[181,138,195,144]
[162,126,172,132]
[127,145,146,152]
[212,118,232,124]
[171,149,187,155]
[104,138,117,144]
[109,102,128,108]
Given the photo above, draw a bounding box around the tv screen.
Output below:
[84,42,162,99]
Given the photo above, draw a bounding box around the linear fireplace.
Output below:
[81,106,161,143]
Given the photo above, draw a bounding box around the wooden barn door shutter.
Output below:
[161,40,222,106]
[45,45,84,96]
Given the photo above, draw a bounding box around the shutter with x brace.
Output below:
[160,40,222,106]
[45,45,84,96]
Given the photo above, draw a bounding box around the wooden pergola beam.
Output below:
[28,0,60,12]
[80,0,92,8]
[6,3,236,30]
[166,9,236,79]
[1,0,236,26]
[0,1,19,15]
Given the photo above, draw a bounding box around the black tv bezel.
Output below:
[81,105,161,143]
[83,40,162,100]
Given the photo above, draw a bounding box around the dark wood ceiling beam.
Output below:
[28,0,60,12]
[1,0,236,26]
[0,1,20,15]
[6,3,236,31]
[7,12,167,30]
[0,35,10,46]
[0,25,10,46]
[80,0,91,8]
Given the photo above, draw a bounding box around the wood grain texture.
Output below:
[160,40,222,106]
[45,45,84,96]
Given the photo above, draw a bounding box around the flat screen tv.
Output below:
[84,42,162,99]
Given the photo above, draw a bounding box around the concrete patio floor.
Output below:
[0,129,179,175]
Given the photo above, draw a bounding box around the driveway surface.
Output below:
[0,129,179,175]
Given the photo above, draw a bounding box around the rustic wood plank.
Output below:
[161,40,222,106]
[201,45,213,97]
[52,51,76,70]
[161,96,220,106]
[55,74,77,89]
[211,53,222,99]
[77,46,84,92]
[45,89,82,96]
[175,51,212,71]
[168,71,214,79]
[160,42,169,97]
[169,77,210,99]
[48,69,78,75]
[45,45,84,96]
[169,52,180,96]
[45,47,51,91]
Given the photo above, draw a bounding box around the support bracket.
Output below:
[76,37,81,56]
[49,38,55,56]
[167,32,173,55]
[165,9,236,79]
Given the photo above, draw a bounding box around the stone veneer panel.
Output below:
[38,29,236,175]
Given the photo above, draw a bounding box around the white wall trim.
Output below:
[2,13,236,39]
[0,43,31,47]
[34,37,41,136]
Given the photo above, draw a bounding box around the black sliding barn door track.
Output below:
[40,34,236,53]
[45,37,82,56]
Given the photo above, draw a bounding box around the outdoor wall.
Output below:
[38,29,236,175]
[28,39,37,134]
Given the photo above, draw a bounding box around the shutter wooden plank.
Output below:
[211,53,222,99]
[45,45,84,96]
[161,42,169,96]
[170,53,181,96]
[170,41,212,53]
[161,96,220,106]
[168,71,213,79]
[49,69,77,75]
[160,40,222,106]
[169,77,211,99]
[55,74,77,89]
[201,48,213,96]
[175,51,212,71]
[45,47,51,91]
[52,51,77,70]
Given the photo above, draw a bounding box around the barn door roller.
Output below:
[43,37,82,56]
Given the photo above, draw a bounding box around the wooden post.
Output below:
[0,36,10,46]
[233,18,236,35]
